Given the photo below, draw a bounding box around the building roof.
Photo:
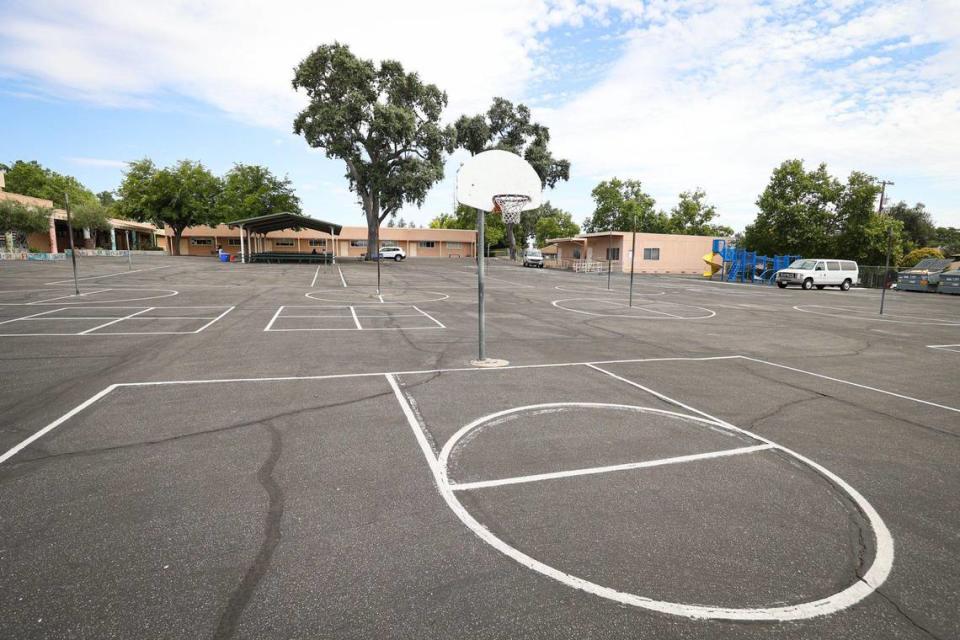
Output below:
[226,212,343,236]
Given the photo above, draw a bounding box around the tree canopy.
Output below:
[667,189,734,236]
[583,178,663,233]
[743,159,903,264]
[293,43,453,257]
[430,205,505,248]
[454,97,571,258]
[886,201,935,251]
[116,159,221,255]
[533,202,580,247]
[2,160,97,209]
[0,198,52,237]
[69,201,112,232]
[218,163,301,219]
[934,227,960,255]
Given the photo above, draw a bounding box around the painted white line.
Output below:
[264,327,443,332]
[0,385,117,464]
[28,289,110,305]
[736,356,960,414]
[338,265,347,287]
[101,356,744,388]
[413,305,446,329]
[553,298,716,320]
[264,306,284,332]
[79,307,155,334]
[378,294,385,303]
[432,385,892,621]
[349,306,362,330]
[0,307,67,325]
[385,374,442,476]
[928,344,960,354]
[450,444,775,491]
[794,304,960,326]
[310,264,322,288]
[191,305,236,333]
[45,264,173,285]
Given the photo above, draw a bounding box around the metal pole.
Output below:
[607,229,612,289]
[629,216,637,307]
[64,193,79,295]
[880,225,893,315]
[377,246,381,295]
[127,230,133,270]
[477,207,486,361]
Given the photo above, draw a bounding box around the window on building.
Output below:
[573,247,582,259]
[446,241,463,249]
[227,238,241,246]
[274,239,295,247]
[418,241,436,248]
[190,238,213,246]
[350,240,367,247]
[606,247,620,260]
[643,247,660,260]
[308,239,326,247]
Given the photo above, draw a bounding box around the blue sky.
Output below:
[1,0,958,230]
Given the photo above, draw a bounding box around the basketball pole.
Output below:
[629,216,637,307]
[476,207,486,361]
[64,192,80,296]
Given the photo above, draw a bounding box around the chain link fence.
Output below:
[857,265,898,289]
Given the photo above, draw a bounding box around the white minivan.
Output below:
[775,259,858,291]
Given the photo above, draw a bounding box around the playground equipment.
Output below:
[702,239,801,284]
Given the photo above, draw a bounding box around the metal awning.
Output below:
[226,212,342,236]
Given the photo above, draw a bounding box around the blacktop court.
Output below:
[1,254,957,639]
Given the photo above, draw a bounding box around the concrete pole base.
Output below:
[470,358,510,368]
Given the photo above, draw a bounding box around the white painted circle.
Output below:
[554,284,666,296]
[436,402,894,621]
[794,304,960,326]
[306,288,449,303]
[0,288,179,305]
[553,297,715,320]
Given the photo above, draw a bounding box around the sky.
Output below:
[1,0,958,231]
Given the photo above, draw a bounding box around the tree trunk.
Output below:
[366,209,380,260]
[507,222,517,260]
[171,228,183,256]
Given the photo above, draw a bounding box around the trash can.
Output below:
[219,253,230,262]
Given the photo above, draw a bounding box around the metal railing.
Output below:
[857,266,899,289]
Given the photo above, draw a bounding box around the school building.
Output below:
[157,223,478,259]
[545,231,724,274]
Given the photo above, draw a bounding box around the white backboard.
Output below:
[456,150,543,212]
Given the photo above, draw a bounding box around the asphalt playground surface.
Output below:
[1,254,958,639]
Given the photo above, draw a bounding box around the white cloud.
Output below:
[2,0,958,228]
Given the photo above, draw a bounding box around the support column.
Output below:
[110,228,117,251]
[48,212,58,253]
[239,226,246,263]
[82,227,93,250]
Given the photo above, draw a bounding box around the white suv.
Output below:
[378,246,406,261]
[775,259,858,291]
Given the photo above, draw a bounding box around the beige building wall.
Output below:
[547,231,721,275]
[162,224,477,258]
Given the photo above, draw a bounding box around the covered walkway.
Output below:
[226,213,343,264]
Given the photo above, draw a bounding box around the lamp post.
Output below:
[64,192,79,295]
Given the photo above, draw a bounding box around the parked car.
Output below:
[378,246,406,261]
[775,259,858,291]
[522,248,544,268]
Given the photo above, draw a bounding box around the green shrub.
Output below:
[899,247,944,268]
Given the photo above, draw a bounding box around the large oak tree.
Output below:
[293,43,453,257]
[454,98,570,259]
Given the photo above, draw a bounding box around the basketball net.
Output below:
[492,194,528,226]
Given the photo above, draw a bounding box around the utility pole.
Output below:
[877,180,894,315]
[628,208,638,307]
[877,180,894,214]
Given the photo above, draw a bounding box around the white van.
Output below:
[775,259,858,291]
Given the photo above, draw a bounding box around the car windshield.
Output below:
[526,250,542,257]
[788,260,817,270]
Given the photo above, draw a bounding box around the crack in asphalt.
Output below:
[212,421,284,640]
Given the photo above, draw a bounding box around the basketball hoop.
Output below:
[492,194,529,226]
